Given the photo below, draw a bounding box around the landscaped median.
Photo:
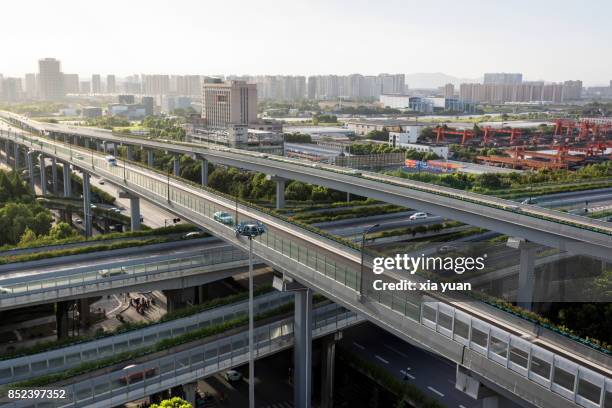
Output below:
[0,224,200,265]
[4,293,327,389]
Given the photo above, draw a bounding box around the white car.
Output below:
[224,370,242,382]
[409,212,428,221]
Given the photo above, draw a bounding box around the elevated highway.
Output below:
[1,303,361,408]
[0,119,610,407]
[2,112,611,261]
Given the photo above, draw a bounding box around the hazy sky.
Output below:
[1,0,610,85]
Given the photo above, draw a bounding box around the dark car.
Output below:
[235,220,266,237]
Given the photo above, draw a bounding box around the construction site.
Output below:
[433,118,612,170]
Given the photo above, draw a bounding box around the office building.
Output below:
[483,73,523,85]
[201,80,257,127]
[38,58,65,100]
[106,75,116,94]
[63,74,80,94]
[24,73,37,99]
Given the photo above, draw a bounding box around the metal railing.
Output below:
[1,304,361,408]
[0,247,248,309]
[0,291,292,384]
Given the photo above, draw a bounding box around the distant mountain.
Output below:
[405,72,480,89]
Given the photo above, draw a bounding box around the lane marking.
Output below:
[400,370,415,380]
[427,386,445,397]
[352,341,365,350]
[459,405,467,408]
[384,343,409,358]
[375,355,389,364]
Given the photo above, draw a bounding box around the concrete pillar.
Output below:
[173,155,180,176]
[200,158,208,186]
[96,140,102,152]
[39,154,47,195]
[27,152,35,191]
[126,145,134,161]
[346,192,351,202]
[321,332,342,408]
[182,382,197,407]
[517,245,536,310]
[51,157,58,195]
[267,175,286,209]
[276,178,286,209]
[84,138,90,149]
[13,143,19,170]
[63,163,72,197]
[294,288,313,408]
[147,149,154,167]
[78,298,91,327]
[130,196,141,231]
[83,172,92,238]
[55,301,71,340]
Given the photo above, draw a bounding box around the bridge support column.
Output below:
[321,331,342,408]
[507,237,537,310]
[63,163,72,197]
[173,155,180,176]
[200,158,208,186]
[84,138,90,149]
[130,196,141,231]
[147,149,154,167]
[51,157,58,195]
[39,154,47,195]
[78,298,91,327]
[182,382,197,407]
[27,152,35,191]
[83,172,92,238]
[126,145,134,161]
[267,175,286,209]
[294,287,313,408]
[55,301,71,340]
[346,192,351,202]
[456,365,509,407]
[13,143,19,170]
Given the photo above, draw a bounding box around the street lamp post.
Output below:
[236,222,266,408]
[359,223,379,301]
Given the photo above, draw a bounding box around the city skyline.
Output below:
[1,0,610,85]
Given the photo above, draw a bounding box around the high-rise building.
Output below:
[141,96,155,116]
[562,80,582,101]
[378,73,405,95]
[91,74,101,94]
[0,77,23,101]
[80,81,91,94]
[201,80,257,127]
[142,74,170,95]
[483,73,523,85]
[63,74,79,94]
[24,73,37,99]
[106,75,116,94]
[38,58,65,100]
[443,83,455,98]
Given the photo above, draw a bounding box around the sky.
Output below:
[1,0,610,85]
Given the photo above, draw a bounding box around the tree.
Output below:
[48,222,78,240]
[149,397,192,408]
